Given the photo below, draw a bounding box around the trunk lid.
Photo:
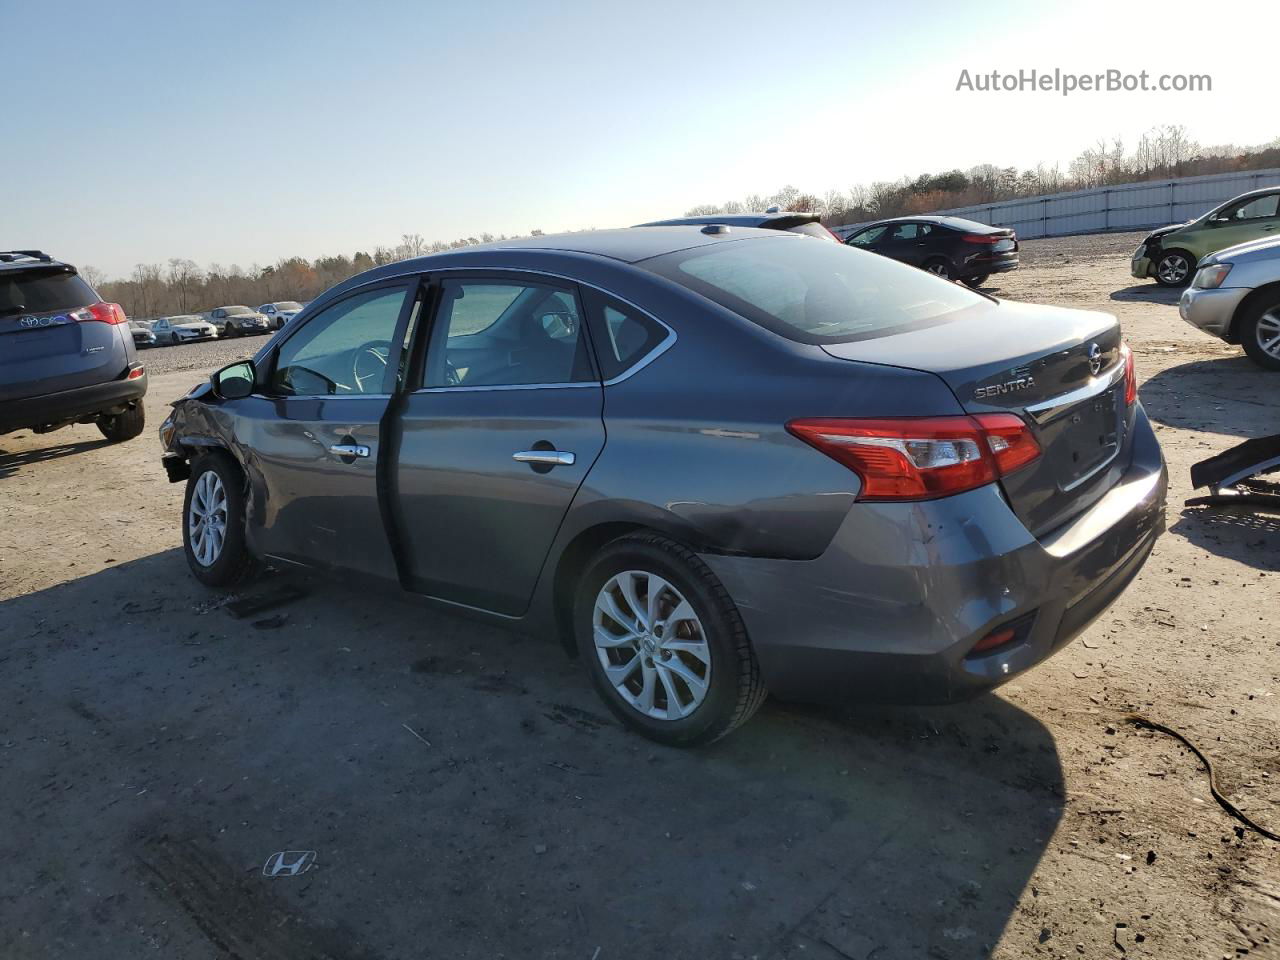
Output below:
[821,299,1132,536]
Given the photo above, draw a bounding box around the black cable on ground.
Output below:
[1126,713,1279,843]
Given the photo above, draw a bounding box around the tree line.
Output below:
[88,125,1278,318]
[684,125,1280,226]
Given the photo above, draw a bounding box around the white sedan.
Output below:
[152,315,218,345]
[258,301,304,329]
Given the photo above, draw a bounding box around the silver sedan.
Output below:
[1180,236,1280,370]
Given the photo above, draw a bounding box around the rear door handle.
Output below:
[329,443,370,458]
[513,450,575,466]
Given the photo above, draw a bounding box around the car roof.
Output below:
[634,212,822,230]
[401,225,795,267]
[0,250,74,273]
[854,215,1002,232]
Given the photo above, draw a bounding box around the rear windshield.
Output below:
[0,268,96,314]
[643,235,985,344]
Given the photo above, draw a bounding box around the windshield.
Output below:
[223,305,254,315]
[274,301,303,311]
[643,235,986,344]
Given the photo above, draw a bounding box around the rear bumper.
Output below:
[963,252,1019,277]
[1178,285,1249,339]
[0,367,148,434]
[702,405,1166,705]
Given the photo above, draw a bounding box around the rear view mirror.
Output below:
[211,360,256,400]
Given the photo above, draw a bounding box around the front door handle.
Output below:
[329,443,370,458]
[513,450,575,466]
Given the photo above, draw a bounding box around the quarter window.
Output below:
[422,279,594,388]
[269,286,409,396]
[581,288,667,380]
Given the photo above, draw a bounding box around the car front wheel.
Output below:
[1240,300,1280,371]
[1155,250,1195,287]
[574,533,766,746]
[183,452,260,586]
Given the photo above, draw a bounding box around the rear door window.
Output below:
[643,235,985,344]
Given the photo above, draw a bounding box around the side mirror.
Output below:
[211,360,256,400]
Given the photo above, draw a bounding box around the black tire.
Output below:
[182,451,261,587]
[1154,249,1195,287]
[573,533,767,746]
[924,258,953,280]
[97,402,145,443]
[1238,299,1280,371]
[170,333,179,345]
[963,273,989,289]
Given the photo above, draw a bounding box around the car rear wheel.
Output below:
[1240,301,1280,371]
[1154,250,1195,287]
[963,273,990,288]
[574,533,766,746]
[183,452,260,586]
[924,258,953,280]
[97,403,145,443]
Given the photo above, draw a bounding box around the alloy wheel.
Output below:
[1256,308,1280,359]
[592,570,711,720]
[927,262,950,278]
[1157,254,1189,285]
[189,470,228,567]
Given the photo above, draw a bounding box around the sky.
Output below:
[6,0,1278,278]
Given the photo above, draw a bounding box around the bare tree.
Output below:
[167,258,202,313]
[80,264,107,292]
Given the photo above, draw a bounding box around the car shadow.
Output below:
[0,551,1064,960]
[1110,284,1181,305]
[1140,356,1278,440]
[1170,505,1280,572]
[0,433,112,479]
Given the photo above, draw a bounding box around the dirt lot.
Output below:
[1,234,1277,960]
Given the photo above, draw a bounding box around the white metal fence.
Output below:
[833,168,1280,240]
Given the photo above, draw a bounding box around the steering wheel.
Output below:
[351,340,391,393]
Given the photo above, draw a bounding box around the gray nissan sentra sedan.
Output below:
[159,226,1166,745]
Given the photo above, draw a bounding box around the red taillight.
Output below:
[1121,341,1137,406]
[76,302,127,325]
[126,365,145,380]
[962,233,1001,244]
[786,414,1041,502]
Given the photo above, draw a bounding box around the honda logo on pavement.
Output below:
[262,850,317,878]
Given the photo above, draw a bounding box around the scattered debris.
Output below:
[225,582,308,620]
[251,614,287,630]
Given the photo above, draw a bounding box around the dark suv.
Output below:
[0,251,148,442]
[843,215,1019,287]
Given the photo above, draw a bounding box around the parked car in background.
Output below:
[129,319,157,348]
[257,301,304,329]
[1180,235,1280,370]
[160,227,1164,746]
[1132,187,1280,287]
[153,315,218,345]
[635,209,842,242]
[0,249,147,442]
[209,305,271,336]
[843,215,1019,287]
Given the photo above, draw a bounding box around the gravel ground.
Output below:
[1,235,1276,960]
[138,331,272,377]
